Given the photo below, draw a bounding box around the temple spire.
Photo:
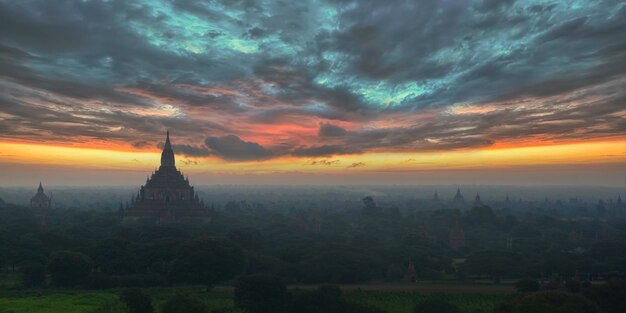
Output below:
[160,130,175,167]
[38,182,44,193]
[165,129,171,149]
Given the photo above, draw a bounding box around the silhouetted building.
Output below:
[449,222,465,249]
[433,191,440,202]
[30,182,52,209]
[452,187,466,207]
[124,131,209,222]
[473,193,482,207]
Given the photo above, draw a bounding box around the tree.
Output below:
[47,250,93,287]
[234,274,288,313]
[463,250,521,282]
[161,294,207,313]
[120,288,154,313]
[414,299,461,313]
[21,263,46,287]
[515,279,540,293]
[289,285,387,313]
[168,237,245,286]
[494,291,600,313]
[362,196,380,216]
[582,280,626,313]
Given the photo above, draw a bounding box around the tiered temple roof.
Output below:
[30,182,52,209]
[124,131,209,222]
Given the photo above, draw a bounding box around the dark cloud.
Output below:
[172,144,210,157]
[319,123,348,137]
[292,145,359,157]
[347,162,365,168]
[205,135,272,161]
[309,159,340,166]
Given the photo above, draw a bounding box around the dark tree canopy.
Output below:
[161,294,207,313]
[168,237,245,286]
[234,274,288,313]
[47,250,93,287]
[120,288,154,313]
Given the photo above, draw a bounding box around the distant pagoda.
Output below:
[473,193,482,207]
[124,130,209,222]
[30,182,52,209]
[452,187,466,207]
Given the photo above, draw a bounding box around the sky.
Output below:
[0,0,625,187]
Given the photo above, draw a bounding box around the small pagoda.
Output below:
[30,182,52,209]
[124,130,209,222]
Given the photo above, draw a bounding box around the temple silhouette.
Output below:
[123,130,209,222]
[30,182,52,209]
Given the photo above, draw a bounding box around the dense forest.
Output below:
[1,195,625,289]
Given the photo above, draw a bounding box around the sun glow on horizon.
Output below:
[1,140,623,177]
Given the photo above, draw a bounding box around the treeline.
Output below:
[111,278,626,313]
[1,196,625,290]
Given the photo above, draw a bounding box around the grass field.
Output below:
[0,285,511,313]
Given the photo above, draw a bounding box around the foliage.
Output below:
[168,237,245,286]
[581,279,626,313]
[494,291,600,313]
[413,299,461,313]
[120,288,154,313]
[47,250,93,287]
[161,293,208,313]
[289,285,387,313]
[234,274,288,313]
[20,263,46,287]
[515,279,539,292]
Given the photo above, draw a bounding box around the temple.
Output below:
[30,182,52,209]
[124,130,210,222]
[452,187,466,207]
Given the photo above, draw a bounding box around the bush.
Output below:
[47,250,93,287]
[168,237,245,286]
[566,280,581,293]
[21,263,46,287]
[413,299,461,313]
[515,279,540,292]
[289,285,387,313]
[234,274,288,313]
[162,294,207,313]
[120,288,154,313]
[494,291,600,313]
[582,279,626,313]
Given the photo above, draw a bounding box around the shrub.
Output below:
[566,280,581,293]
[413,299,461,313]
[21,263,46,287]
[234,274,288,313]
[47,250,93,287]
[494,291,600,313]
[120,288,154,313]
[289,285,387,313]
[515,279,540,292]
[162,294,207,313]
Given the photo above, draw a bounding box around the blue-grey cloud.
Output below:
[205,135,272,161]
[0,0,624,158]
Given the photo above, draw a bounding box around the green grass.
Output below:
[0,287,508,313]
[0,292,120,313]
[346,291,506,313]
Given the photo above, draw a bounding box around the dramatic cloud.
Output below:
[319,123,348,138]
[205,135,272,161]
[0,0,624,161]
